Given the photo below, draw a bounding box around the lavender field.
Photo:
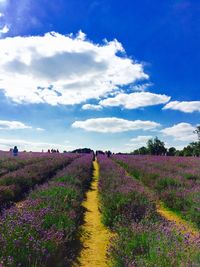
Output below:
[113,155,200,228]
[0,152,199,266]
[0,0,199,265]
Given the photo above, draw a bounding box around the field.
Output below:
[113,155,200,228]
[0,152,199,266]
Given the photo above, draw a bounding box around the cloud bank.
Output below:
[0,31,148,105]
[72,117,160,133]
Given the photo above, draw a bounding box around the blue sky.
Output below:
[0,0,199,152]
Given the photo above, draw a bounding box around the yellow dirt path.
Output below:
[157,202,199,239]
[122,165,199,240]
[74,160,113,267]
[15,201,25,210]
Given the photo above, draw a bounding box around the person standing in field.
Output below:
[13,146,18,156]
[9,148,13,155]
[106,150,112,158]
[92,151,95,161]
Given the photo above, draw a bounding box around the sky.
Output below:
[0,0,199,152]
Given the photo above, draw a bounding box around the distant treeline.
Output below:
[131,126,200,157]
[71,148,93,154]
[64,127,200,157]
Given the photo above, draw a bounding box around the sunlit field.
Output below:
[0,0,199,266]
[0,152,199,267]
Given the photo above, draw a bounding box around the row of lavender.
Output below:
[0,152,56,176]
[0,153,78,209]
[98,155,200,266]
[0,154,93,267]
[112,155,200,228]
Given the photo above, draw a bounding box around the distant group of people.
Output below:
[9,146,61,156]
[93,150,112,160]
[47,149,60,153]
[9,146,112,157]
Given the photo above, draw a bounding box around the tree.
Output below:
[72,148,93,154]
[194,126,200,141]
[189,142,200,157]
[147,137,167,155]
[132,146,149,155]
[175,150,184,156]
[182,145,193,157]
[167,147,176,156]
[138,146,149,155]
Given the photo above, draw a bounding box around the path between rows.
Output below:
[74,160,113,267]
[156,202,199,240]
[120,163,200,242]
[15,201,25,211]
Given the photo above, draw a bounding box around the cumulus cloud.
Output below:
[161,123,197,142]
[0,120,31,130]
[0,138,72,152]
[72,117,160,133]
[163,101,200,113]
[0,31,148,105]
[0,120,44,131]
[82,104,102,110]
[99,92,170,109]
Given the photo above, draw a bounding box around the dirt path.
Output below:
[74,160,113,267]
[157,202,199,241]
[15,201,25,210]
[120,163,199,241]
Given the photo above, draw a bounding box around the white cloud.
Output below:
[0,13,4,17]
[0,32,148,105]
[0,24,9,34]
[126,135,153,149]
[163,101,200,113]
[76,30,86,41]
[0,120,31,130]
[82,104,102,110]
[0,120,43,131]
[36,127,45,131]
[130,135,153,143]
[161,123,197,142]
[99,92,170,109]
[131,83,153,92]
[72,117,160,133]
[0,138,72,152]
